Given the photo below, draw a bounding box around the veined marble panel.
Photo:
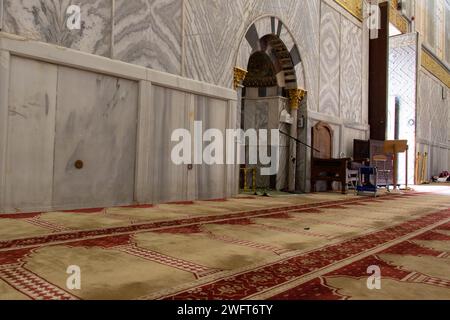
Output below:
[53,67,138,208]
[340,17,362,123]
[114,0,182,74]
[194,96,228,199]
[0,0,4,30]
[3,0,112,57]
[287,0,320,111]
[417,70,448,145]
[4,56,57,211]
[319,3,340,117]
[184,0,318,97]
[416,69,450,177]
[149,86,189,203]
[184,0,257,87]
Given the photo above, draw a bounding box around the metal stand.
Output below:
[357,166,378,197]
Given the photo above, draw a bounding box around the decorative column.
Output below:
[233,67,248,194]
[233,67,248,90]
[286,88,306,192]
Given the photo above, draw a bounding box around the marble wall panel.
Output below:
[184,0,254,87]
[0,0,3,30]
[340,18,362,123]
[149,86,189,203]
[53,66,138,208]
[225,99,239,197]
[319,2,340,117]
[3,0,112,57]
[416,70,450,176]
[194,96,228,200]
[388,33,418,184]
[114,0,182,74]
[342,127,366,158]
[183,0,320,101]
[417,71,448,145]
[287,0,320,111]
[4,56,57,211]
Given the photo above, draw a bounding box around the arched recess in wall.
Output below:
[234,16,307,91]
[233,16,309,194]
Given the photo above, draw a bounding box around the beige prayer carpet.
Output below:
[0,188,449,300]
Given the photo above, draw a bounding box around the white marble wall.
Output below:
[319,2,341,118]
[147,86,190,203]
[302,1,368,192]
[114,0,182,74]
[0,36,238,213]
[2,0,112,57]
[389,33,418,184]
[184,0,320,107]
[0,0,371,197]
[194,96,229,200]
[2,56,139,213]
[52,67,138,209]
[4,56,57,211]
[340,18,362,124]
[417,69,450,178]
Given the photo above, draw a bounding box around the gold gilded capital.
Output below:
[233,67,248,90]
[287,88,306,110]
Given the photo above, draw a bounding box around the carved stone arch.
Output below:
[234,15,306,90]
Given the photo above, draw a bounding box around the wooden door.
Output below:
[312,122,333,159]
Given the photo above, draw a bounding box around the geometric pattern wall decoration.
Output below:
[183,0,319,92]
[114,0,182,75]
[417,71,448,145]
[319,3,341,117]
[388,33,418,184]
[340,18,362,123]
[184,0,263,87]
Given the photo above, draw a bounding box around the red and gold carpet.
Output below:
[0,190,449,300]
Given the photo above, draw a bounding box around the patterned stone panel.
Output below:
[416,70,450,177]
[340,18,362,123]
[287,0,320,111]
[3,0,112,57]
[184,0,259,87]
[184,0,319,99]
[319,3,340,117]
[388,33,418,184]
[417,71,448,145]
[114,0,182,74]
